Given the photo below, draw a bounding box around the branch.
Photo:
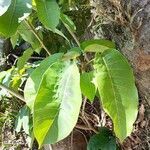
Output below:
[0,83,25,103]
[61,21,80,47]
[24,19,51,56]
[75,124,98,134]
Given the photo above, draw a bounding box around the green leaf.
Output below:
[0,0,11,16]
[0,71,7,83]
[94,49,138,142]
[54,28,69,43]
[60,13,76,32]
[81,39,115,53]
[35,0,60,31]
[18,21,42,53]
[24,53,63,110]
[33,61,82,147]
[15,106,30,135]
[17,48,33,70]
[80,71,96,102]
[63,47,81,60]
[87,127,116,150]
[0,0,32,37]
[0,67,14,85]
[10,32,20,48]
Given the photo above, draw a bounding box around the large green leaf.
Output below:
[87,127,116,150]
[24,53,63,110]
[80,71,96,102]
[0,0,32,37]
[94,49,138,141]
[35,0,60,31]
[81,39,115,53]
[0,0,11,16]
[33,61,82,147]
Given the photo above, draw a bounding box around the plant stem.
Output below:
[24,19,51,56]
[75,124,98,134]
[0,83,25,103]
[62,21,80,47]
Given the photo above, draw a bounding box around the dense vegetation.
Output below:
[0,0,138,149]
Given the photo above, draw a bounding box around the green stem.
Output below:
[24,19,51,56]
[0,83,25,103]
[62,21,80,47]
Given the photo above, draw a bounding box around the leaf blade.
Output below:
[35,0,60,31]
[24,53,63,110]
[87,127,117,150]
[0,0,11,16]
[80,71,96,102]
[81,39,115,53]
[94,49,138,141]
[0,0,32,37]
[33,61,82,147]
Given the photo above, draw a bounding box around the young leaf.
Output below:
[94,49,138,142]
[10,33,20,48]
[35,0,60,31]
[18,21,42,53]
[15,106,30,135]
[0,0,32,37]
[0,0,11,16]
[81,39,115,53]
[17,48,33,70]
[0,71,7,83]
[87,127,116,150]
[24,53,63,110]
[62,47,81,60]
[54,29,69,43]
[33,61,82,147]
[80,71,96,102]
[60,13,76,32]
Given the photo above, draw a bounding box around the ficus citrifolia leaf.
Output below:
[0,0,11,16]
[0,0,32,37]
[62,47,81,60]
[18,21,42,53]
[60,13,76,32]
[80,71,96,102]
[33,61,82,147]
[94,49,138,141]
[87,127,117,150]
[15,106,30,135]
[81,39,115,53]
[17,48,33,71]
[24,53,63,110]
[35,0,60,31]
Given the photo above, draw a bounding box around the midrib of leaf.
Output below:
[44,63,73,141]
[87,73,94,95]
[8,0,17,35]
[43,1,49,26]
[60,63,73,106]
[34,63,62,146]
[102,57,123,132]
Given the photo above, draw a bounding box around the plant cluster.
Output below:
[0,0,138,149]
